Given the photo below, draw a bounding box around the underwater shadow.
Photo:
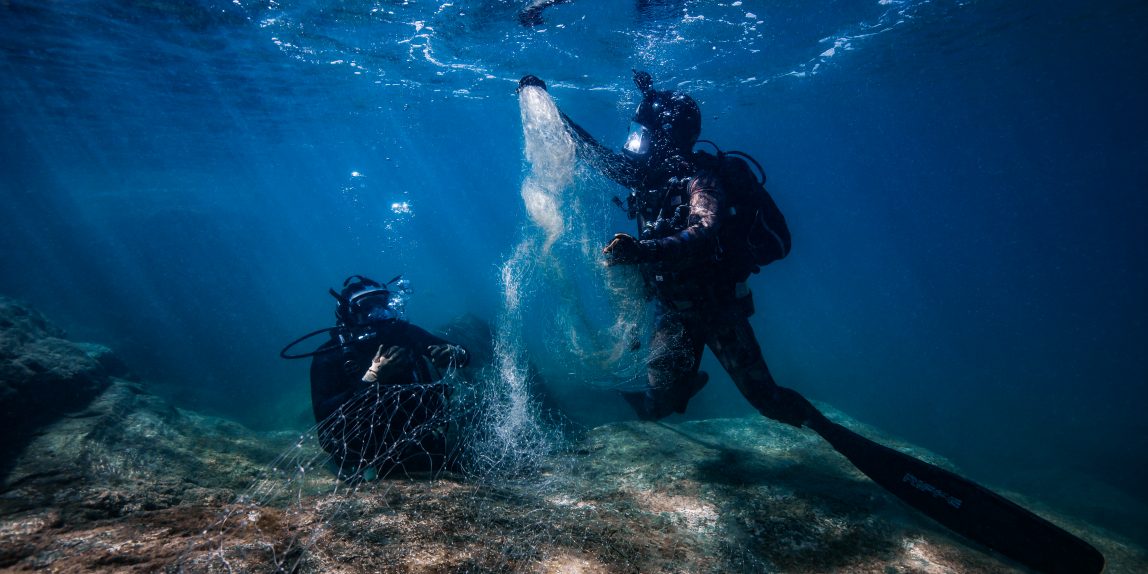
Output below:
[664,421,911,571]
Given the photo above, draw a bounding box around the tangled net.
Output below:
[176,84,674,573]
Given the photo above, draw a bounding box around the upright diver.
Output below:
[516,71,1105,574]
[518,71,818,429]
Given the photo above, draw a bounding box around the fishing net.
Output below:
[175,84,665,573]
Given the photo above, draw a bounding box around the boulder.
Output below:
[0,298,114,463]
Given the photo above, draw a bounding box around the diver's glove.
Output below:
[517,74,547,93]
[428,344,469,369]
[362,345,411,383]
[603,233,657,265]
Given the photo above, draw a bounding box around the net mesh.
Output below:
[177,85,664,572]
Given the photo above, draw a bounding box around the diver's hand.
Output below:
[362,345,412,383]
[632,70,654,95]
[603,233,656,265]
[517,74,547,93]
[518,0,571,27]
[428,344,469,369]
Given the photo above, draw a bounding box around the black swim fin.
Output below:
[806,415,1105,574]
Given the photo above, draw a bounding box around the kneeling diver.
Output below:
[282,275,469,481]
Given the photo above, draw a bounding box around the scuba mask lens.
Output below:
[332,274,412,326]
[351,292,395,324]
[624,122,651,156]
[364,305,396,323]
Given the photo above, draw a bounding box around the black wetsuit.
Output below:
[564,117,818,427]
[309,320,466,475]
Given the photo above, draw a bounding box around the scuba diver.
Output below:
[281,275,470,481]
[509,73,1110,574]
[516,71,824,429]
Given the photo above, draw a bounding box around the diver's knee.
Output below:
[620,389,666,421]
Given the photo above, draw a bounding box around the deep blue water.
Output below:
[2,0,1146,544]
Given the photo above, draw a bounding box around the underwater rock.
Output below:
[0,297,292,570]
[167,412,1145,574]
[0,298,109,400]
[0,374,294,571]
[0,297,115,464]
[73,341,135,381]
[3,401,1146,572]
[0,301,1143,573]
